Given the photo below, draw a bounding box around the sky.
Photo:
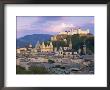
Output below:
[16,16,94,38]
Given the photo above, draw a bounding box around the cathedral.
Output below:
[35,41,53,52]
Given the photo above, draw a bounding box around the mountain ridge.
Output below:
[17,34,52,48]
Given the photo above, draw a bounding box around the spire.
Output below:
[42,42,44,45]
[59,47,63,51]
[50,42,53,46]
[83,40,86,47]
[46,44,49,48]
[70,38,72,44]
[69,38,72,49]
[83,40,86,55]
[35,41,40,48]
[42,42,45,48]
[50,42,53,48]
[37,40,39,44]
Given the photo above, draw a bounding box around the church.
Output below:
[35,41,53,52]
[58,39,74,58]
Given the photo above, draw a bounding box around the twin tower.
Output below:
[35,41,53,52]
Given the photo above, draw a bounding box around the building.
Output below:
[82,42,87,55]
[58,39,75,58]
[59,28,89,35]
[58,47,64,57]
[35,41,41,52]
[27,43,33,51]
[35,41,53,52]
[29,43,32,48]
[58,47,75,58]
[16,48,27,54]
[51,35,57,41]
[16,59,20,65]
[78,41,87,55]
[40,42,53,52]
[69,39,72,49]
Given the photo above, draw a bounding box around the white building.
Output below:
[16,48,27,54]
[59,28,89,35]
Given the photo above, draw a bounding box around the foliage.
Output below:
[16,65,49,74]
[48,59,55,63]
[29,66,49,74]
[53,34,94,53]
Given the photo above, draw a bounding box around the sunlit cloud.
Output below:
[17,16,94,38]
[46,23,65,33]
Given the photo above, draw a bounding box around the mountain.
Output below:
[17,34,52,48]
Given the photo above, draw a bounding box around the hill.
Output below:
[52,34,94,53]
[16,34,52,48]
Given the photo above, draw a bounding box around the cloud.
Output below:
[17,16,94,38]
[17,16,39,31]
[46,23,64,33]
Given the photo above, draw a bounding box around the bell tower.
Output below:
[69,39,72,50]
[50,42,53,52]
[42,42,45,48]
[83,40,86,55]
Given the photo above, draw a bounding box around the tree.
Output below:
[16,65,49,74]
[48,59,55,63]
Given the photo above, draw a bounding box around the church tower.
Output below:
[50,42,53,52]
[42,42,45,49]
[78,48,81,55]
[40,42,45,52]
[69,39,72,50]
[42,42,45,48]
[35,41,40,48]
[83,40,86,55]
[35,41,41,52]
[50,42,53,47]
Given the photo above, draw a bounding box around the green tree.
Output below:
[16,65,49,74]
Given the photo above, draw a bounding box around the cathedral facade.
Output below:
[35,41,53,52]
